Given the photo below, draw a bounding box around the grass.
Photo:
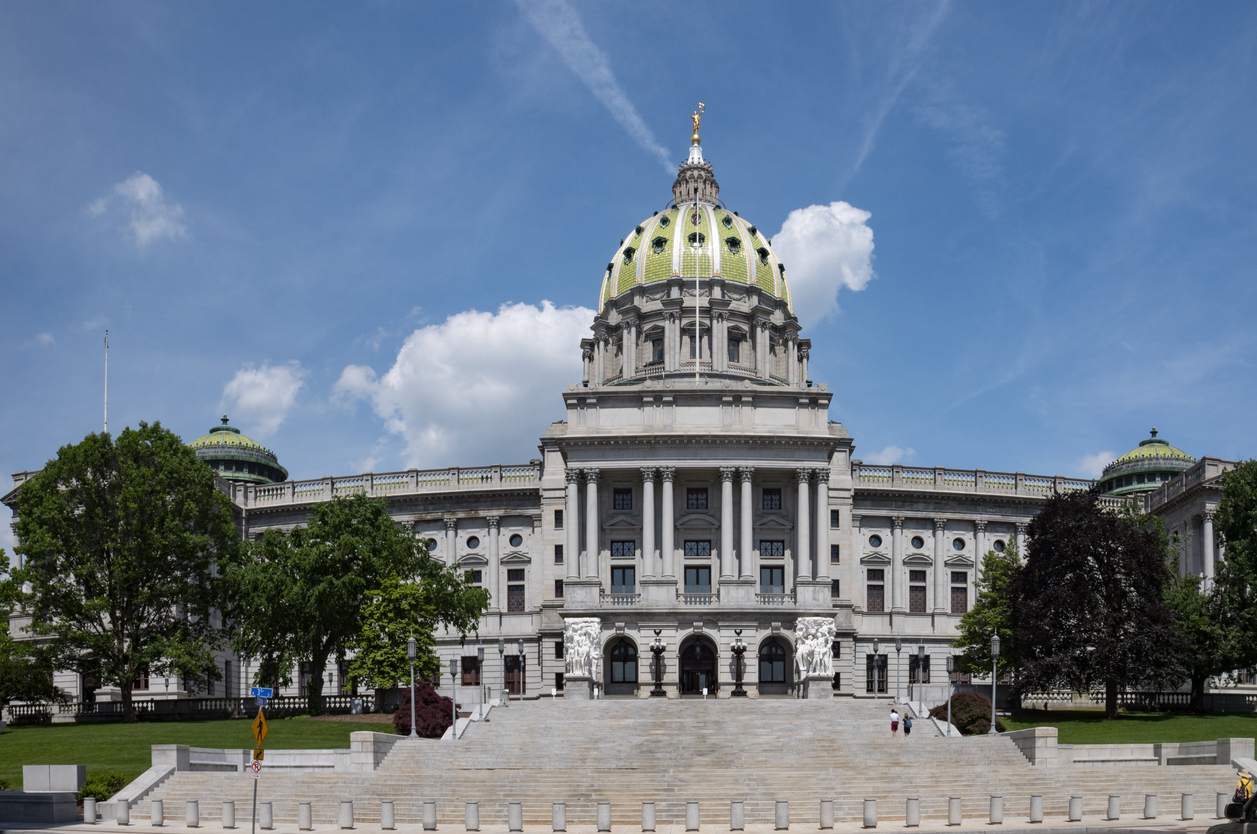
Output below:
[1002,709,1257,745]
[0,716,394,790]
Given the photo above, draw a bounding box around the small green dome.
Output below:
[1098,428,1196,497]
[1112,429,1195,465]
[189,416,288,485]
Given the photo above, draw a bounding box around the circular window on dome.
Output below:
[993,539,1006,553]
[910,535,924,549]
[952,537,965,551]
[509,533,523,548]
[725,237,741,254]
[466,536,480,550]
[659,215,670,228]
[869,534,883,549]
[652,236,667,254]
[722,215,733,229]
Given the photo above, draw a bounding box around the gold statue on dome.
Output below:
[691,102,705,144]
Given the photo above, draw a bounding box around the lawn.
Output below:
[0,716,395,790]
[1002,709,1257,745]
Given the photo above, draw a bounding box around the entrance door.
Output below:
[757,638,791,695]
[505,655,526,696]
[605,638,638,696]
[680,639,717,694]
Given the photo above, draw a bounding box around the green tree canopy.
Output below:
[1215,460,1257,672]
[1,550,65,708]
[952,542,1023,681]
[13,424,237,722]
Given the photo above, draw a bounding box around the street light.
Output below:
[945,653,954,737]
[894,635,903,704]
[497,637,507,708]
[517,638,525,700]
[915,639,925,705]
[407,636,418,739]
[988,634,1001,735]
[448,656,458,743]
[730,629,748,697]
[872,638,880,696]
[477,646,486,722]
[650,630,667,697]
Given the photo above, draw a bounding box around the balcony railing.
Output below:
[602,593,641,606]
[679,592,717,605]
[756,592,793,605]
[852,463,1095,498]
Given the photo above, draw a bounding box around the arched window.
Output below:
[759,640,787,683]
[610,640,637,683]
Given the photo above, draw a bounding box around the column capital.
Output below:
[486,515,501,530]
[719,466,737,482]
[1015,522,1028,534]
[851,513,862,524]
[584,467,600,484]
[933,517,947,531]
[795,467,813,484]
[814,467,830,484]
[892,516,904,530]
[739,466,755,482]
[444,516,458,531]
[1204,509,1216,522]
[641,466,657,481]
[565,469,581,485]
[660,467,677,483]
[974,519,988,532]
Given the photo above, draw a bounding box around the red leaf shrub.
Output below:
[928,691,1005,735]
[392,682,458,738]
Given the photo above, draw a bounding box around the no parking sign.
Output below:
[250,760,261,779]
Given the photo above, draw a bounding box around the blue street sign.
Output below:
[255,696,268,707]
[250,687,274,698]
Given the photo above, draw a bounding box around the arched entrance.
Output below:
[679,637,718,695]
[604,637,638,696]
[757,637,792,696]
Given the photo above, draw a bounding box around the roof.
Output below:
[1109,428,1196,468]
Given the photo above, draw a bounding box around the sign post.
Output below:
[249,695,270,834]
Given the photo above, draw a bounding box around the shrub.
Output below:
[79,771,128,802]
[392,681,458,738]
[0,777,11,790]
[928,691,1005,735]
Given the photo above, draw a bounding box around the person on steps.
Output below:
[1235,768,1253,804]
[890,709,899,738]
[903,713,913,737]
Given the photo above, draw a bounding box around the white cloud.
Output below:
[772,201,876,329]
[1078,451,1116,478]
[219,361,307,439]
[89,172,187,249]
[865,445,916,465]
[514,0,672,172]
[35,332,54,347]
[335,301,594,468]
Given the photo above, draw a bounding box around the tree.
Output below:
[222,493,440,715]
[953,542,1023,683]
[1215,461,1257,672]
[1,551,65,709]
[1165,568,1232,711]
[1013,489,1184,719]
[12,424,236,722]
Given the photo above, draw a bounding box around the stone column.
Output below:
[720,467,736,580]
[974,520,988,585]
[565,470,581,580]
[800,346,809,385]
[585,468,600,581]
[933,518,947,613]
[1203,510,1216,587]
[739,467,754,580]
[796,469,811,581]
[594,338,604,386]
[641,468,657,578]
[487,515,501,611]
[788,338,798,386]
[1015,522,1027,554]
[661,467,676,578]
[891,517,905,612]
[816,469,831,581]
[444,516,457,566]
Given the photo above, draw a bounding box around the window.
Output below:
[622,246,635,264]
[613,488,633,510]
[909,569,927,583]
[133,667,150,692]
[911,535,925,549]
[757,247,770,264]
[507,584,525,612]
[866,568,885,613]
[659,215,670,228]
[951,571,967,585]
[951,572,968,614]
[830,510,840,528]
[830,544,840,564]
[554,579,564,598]
[684,540,711,558]
[866,654,888,693]
[507,569,525,582]
[611,540,635,559]
[722,215,734,229]
[555,544,564,564]
[509,533,523,548]
[554,641,564,659]
[555,509,563,529]
[687,232,706,246]
[728,338,739,363]
[993,539,1005,553]
[725,236,741,254]
[761,540,785,559]
[651,236,667,254]
[909,655,931,684]
[466,536,480,550]
[468,569,483,584]
[952,537,965,551]
[759,639,788,683]
[869,534,883,548]
[461,656,480,686]
[760,566,784,594]
[651,340,664,363]
[687,488,708,509]
[762,488,782,510]
[685,565,711,594]
[609,641,637,683]
[831,579,840,598]
[909,569,927,613]
[555,673,564,691]
[611,566,636,594]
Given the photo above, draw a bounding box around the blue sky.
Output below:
[3,2,1256,553]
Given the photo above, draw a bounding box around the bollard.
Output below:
[299,803,312,831]
[84,798,97,825]
[906,797,920,828]
[509,802,522,833]
[820,799,835,830]
[381,801,395,831]
[552,802,566,832]
[466,802,479,832]
[187,801,199,829]
[1106,795,1120,821]
[862,799,877,829]
[1068,796,1082,822]
[1182,793,1194,821]
[117,800,131,826]
[599,802,612,832]
[423,801,437,831]
[989,796,1003,825]
[151,799,163,827]
[1144,794,1157,820]
[685,801,699,832]
[729,801,743,832]
[340,800,354,830]
[775,800,789,830]
[948,797,961,826]
[223,801,235,830]
[1218,793,1228,820]
[260,802,273,831]
[643,802,656,832]
[1029,795,1042,824]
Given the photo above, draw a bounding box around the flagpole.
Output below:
[104,330,109,435]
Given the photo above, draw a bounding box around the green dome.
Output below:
[1098,428,1195,497]
[189,416,288,485]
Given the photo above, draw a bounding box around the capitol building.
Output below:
[4,126,1240,710]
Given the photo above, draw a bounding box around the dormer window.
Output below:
[757,247,770,264]
[725,237,741,254]
[748,225,758,237]
[622,246,636,264]
[659,215,671,228]
[722,215,733,229]
[687,232,706,247]
[651,236,667,254]
[635,225,644,236]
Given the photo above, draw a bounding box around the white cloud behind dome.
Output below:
[220,361,308,439]
[335,301,594,468]
[772,201,876,330]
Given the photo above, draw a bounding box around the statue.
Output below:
[563,618,602,679]
[691,102,705,145]
[795,616,837,680]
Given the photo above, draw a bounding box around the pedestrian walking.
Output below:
[890,709,899,738]
[903,713,913,737]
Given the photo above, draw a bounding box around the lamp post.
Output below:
[477,646,486,722]
[407,636,418,739]
[945,653,954,737]
[650,630,667,697]
[894,635,902,704]
[872,638,880,695]
[915,639,925,705]
[988,634,1000,735]
[518,638,526,701]
[497,637,506,708]
[448,656,459,743]
[731,629,748,697]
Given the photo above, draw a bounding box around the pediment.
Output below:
[754,515,794,531]
[603,514,642,531]
[904,554,934,566]
[501,552,532,565]
[458,554,488,567]
[944,554,975,568]
[676,513,718,529]
[860,553,891,565]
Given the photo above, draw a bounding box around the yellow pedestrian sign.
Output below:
[251,708,268,748]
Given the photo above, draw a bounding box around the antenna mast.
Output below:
[104,329,109,435]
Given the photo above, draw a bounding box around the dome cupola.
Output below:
[1097,428,1195,496]
[189,415,289,485]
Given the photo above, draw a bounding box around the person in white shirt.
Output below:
[890,709,900,738]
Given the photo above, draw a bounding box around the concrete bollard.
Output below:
[729,801,743,832]
[1144,794,1157,820]
[381,801,394,831]
[223,801,235,830]
[948,797,961,826]
[862,799,877,829]
[775,800,789,830]
[1107,795,1120,821]
[117,801,131,826]
[299,803,312,831]
[339,801,354,830]
[260,802,273,831]
[1182,793,1194,821]
[1218,793,1228,820]
[187,801,199,829]
[989,796,1003,825]
[820,799,835,830]
[509,802,522,833]
[84,798,97,825]
[423,801,437,831]
[151,800,163,827]
[1068,797,1082,822]
[685,801,699,832]
[598,802,612,832]
[643,802,656,832]
[465,802,479,832]
[1030,795,1043,824]
[906,797,920,828]
[552,802,566,832]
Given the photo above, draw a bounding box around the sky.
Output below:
[3,2,1256,554]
